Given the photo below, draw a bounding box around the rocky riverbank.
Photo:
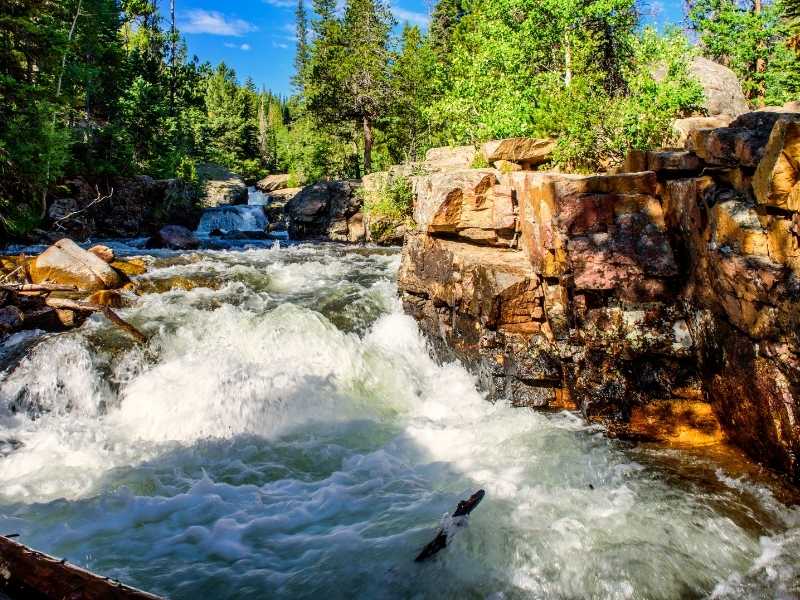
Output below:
[394,108,800,483]
[0,239,147,339]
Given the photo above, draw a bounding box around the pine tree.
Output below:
[294,0,310,92]
[340,0,394,172]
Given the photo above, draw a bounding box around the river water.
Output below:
[0,241,799,599]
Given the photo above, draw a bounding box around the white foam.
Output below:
[0,244,797,598]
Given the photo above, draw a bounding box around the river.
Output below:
[0,240,799,599]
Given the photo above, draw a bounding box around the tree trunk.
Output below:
[42,0,82,219]
[169,0,175,113]
[0,535,161,599]
[363,115,373,174]
[754,0,766,106]
[564,32,572,87]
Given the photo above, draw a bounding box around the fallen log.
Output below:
[0,535,162,599]
[0,283,78,293]
[414,489,485,562]
[44,298,147,344]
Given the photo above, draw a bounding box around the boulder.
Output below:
[256,174,290,193]
[672,115,733,146]
[29,239,121,291]
[197,163,248,208]
[423,146,477,170]
[753,114,800,211]
[146,225,200,250]
[285,180,361,239]
[88,244,114,263]
[688,57,749,117]
[481,138,556,167]
[413,169,497,233]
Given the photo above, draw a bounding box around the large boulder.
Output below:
[256,174,290,193]
[753,114,800,211]
[198,164,248,208]
[285,180,362,240]
[29,239,121,291]
[423,146,477,170]
[146,225,200,250]
[671,115,733,146]
[688,57,749,118]
[481,138,556,167]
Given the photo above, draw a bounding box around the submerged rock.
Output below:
[146,225,200,250]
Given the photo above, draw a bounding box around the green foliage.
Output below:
[361,175,414,221]
[470,152,490,169]
[688,0,800,105]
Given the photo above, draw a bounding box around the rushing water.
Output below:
[196,205,268,236]
[0,242,799,599]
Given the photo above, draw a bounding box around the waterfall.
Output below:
[196,205,268,236]
[247,187,271,206]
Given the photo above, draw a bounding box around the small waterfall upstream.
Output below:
[0,243,798,598]
[196,205,267,237]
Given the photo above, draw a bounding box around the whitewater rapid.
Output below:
[0,242,798,599]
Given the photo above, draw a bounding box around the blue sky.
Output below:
[173,0,686,97]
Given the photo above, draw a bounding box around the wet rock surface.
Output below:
[398,114,800,482]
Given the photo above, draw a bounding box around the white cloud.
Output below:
[272,41,289,49]
[392,6,430,28]
[180,9,257,36]
[224,42,253,51]
[262,0,297,8]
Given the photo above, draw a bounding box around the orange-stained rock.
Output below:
[481,137,555,166]
[87,244,114,263]
[111,258,147,277]
[86,289,124,308]
[30,239,121,292]
[414,169,497,233]
[753,114,800,211]
[672,115,733,146]
[710,198,769,256]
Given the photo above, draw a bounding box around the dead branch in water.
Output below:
[44,297,147,343]
[0,534,162,599]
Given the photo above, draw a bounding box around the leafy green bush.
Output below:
[361,175,414,222]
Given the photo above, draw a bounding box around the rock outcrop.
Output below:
[285,181,365,242]
[1,241,145,339]
[256,174,290,193]
[197,163,248,208]
[45,176,201,240]
[398,112,800,482]
[481,138,555,169]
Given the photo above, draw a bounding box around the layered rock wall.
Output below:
[398,112,800,482]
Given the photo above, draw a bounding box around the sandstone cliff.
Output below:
[398,113,800,482]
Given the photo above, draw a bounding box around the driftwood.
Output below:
[44,298,147,344]
[0,283,78,293]
[415,489,485,562]
[0,535,162,599]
